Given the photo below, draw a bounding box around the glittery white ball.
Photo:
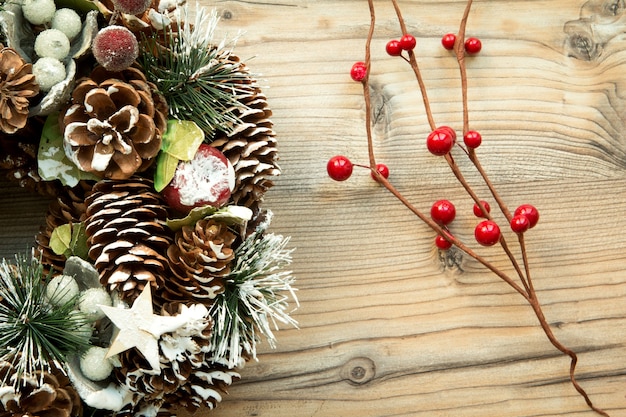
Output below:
[80,347,114,381]
[22,0,56,25]
[69,311,94,340]
[32,57,66,92]
[51,8,82,40]
[79,287,112,321]
[46,274,79,306]
[34,29,70,60]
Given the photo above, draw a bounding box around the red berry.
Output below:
[435,234,453,250]
[430,199,456,225]
[92,25,139,72]
[474,220,501,246]
[350,61,367,82]
[386,39,403,56]
[161,145,233,214]
[112,0,151,15]
[441,33,456,50]
[327,155,353,181]
[399,34,417,51]
[510,214,531,234]
[472,200,491,218]
[371,163,390,181]
[426,127,456,156]
[464,37,482,54]
[464,130,482,148]
[514,204,540,228]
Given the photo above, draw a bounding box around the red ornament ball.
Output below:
[472,200,491,218]
[463,130,482,149]
[327,155,353,181]
[112,0,151,15]
[514,204,540,228]
[510,214,531,234]
[464,37,482,54]
[441,33,456,50]
[426,127,456,156]
[371,163,390,182]
[474,220,501,246]
[92,26,139,72]
[399,34,417,51]
[386,39,403,56]
[431,199,456,225]
[435,234,453,250]
[350,61,367,82]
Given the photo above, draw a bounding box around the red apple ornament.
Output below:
[161,144,235,213]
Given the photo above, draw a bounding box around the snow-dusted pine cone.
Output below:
[84,177,172,302]
[61,66,167,180]
[211,55,280,211]
[0,361,82,417]
[0,46,39,134]
[164,218,236,303]
[35,181,93,275]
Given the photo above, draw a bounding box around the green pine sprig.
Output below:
[210,215,298,368]
[139,6,252,138]
[0,253,92,386]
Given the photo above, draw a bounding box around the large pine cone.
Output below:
[164,218,236,303]
[0,46,40,134]
[61,66,167,180]
[0,362,82,417]
[84,177,173,302]
[35,181,93,275]
[211,56,280,211]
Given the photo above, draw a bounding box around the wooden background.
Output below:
[2,0,626,416]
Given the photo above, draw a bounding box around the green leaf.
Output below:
[54,0,99,13]
[153,151,180,192]
[162,119,205,161]
[167,205,253,231]
[50,223,89,259]
[50,224,73,258]
[38,113,100,187]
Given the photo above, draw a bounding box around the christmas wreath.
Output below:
[0,0,298,416]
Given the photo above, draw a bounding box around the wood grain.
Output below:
[2,0,626,416]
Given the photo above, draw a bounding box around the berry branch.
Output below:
[332,1,611,415]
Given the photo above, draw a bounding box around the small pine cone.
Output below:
[35,181,93,275]
[0,362,82,417]
[164,218,236,303]
[61,66,167,180]
[211,55,280,211]
[0,47,40,134]
[84,177,173,302]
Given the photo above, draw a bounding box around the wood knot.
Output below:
[222,10,233,20]
[342,357,376,385]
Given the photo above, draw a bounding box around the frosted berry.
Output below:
[510,214,530,234]
[112,0,152,15]
[472,200,491,218]
[34,29,71,60]
[441,33,456,50]
[32,57,66,92]
[399,34,417,51]
[474,220,501,246]
[350,61,367,82]
[371,163,390,182]
[386,39,403,56]
[435,234,453,250]
[514,204,539,228]
[92,26,139,72]
[465,37,482,54]
[430,199,456,225]
[427,127,455,156]
[327,155,353,181]
[51,9,82,41]
[161,144,234,214]
[22,0,56,25]
[464,130,482,149]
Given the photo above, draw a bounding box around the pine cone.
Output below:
[0,46,40,135]
[61,66,167,180]
[164,218,236,303]
[35,181,93,275]
[84,177,173,302]
[0,362,82,417]
[211,55,280,211]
